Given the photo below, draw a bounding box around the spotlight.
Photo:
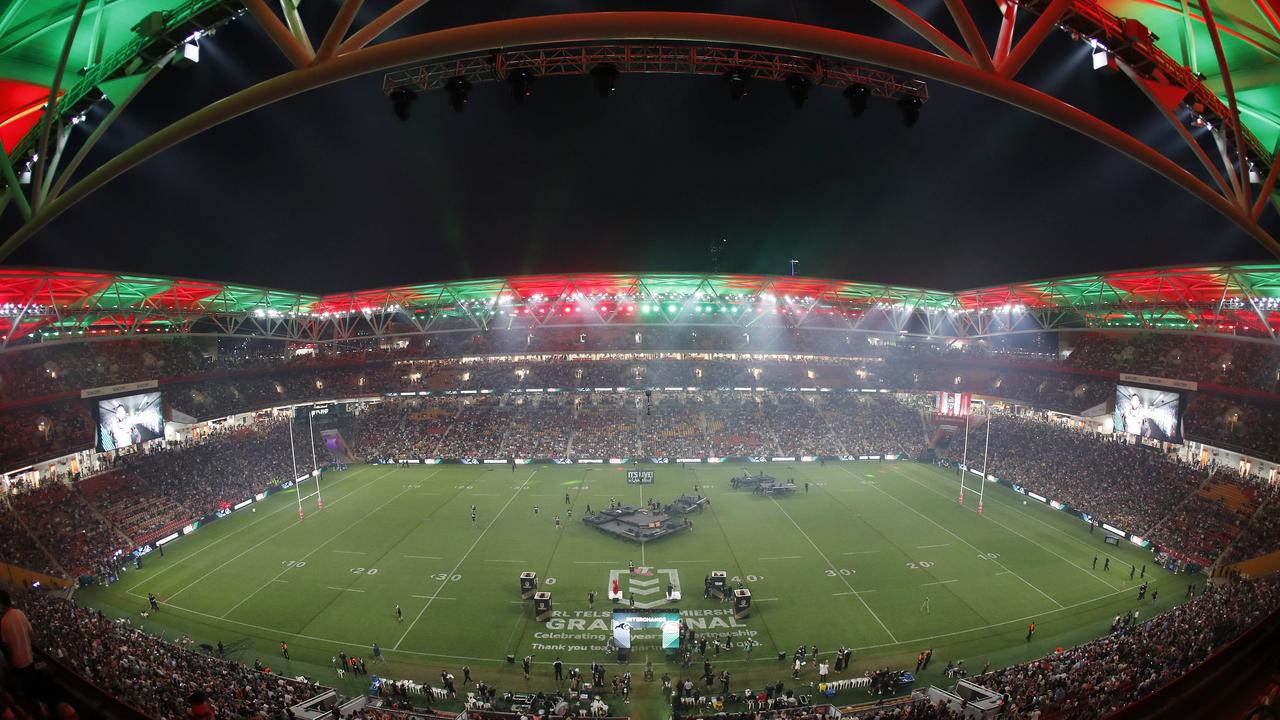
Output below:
[844,84,871,117]
[723,68,750,101]
[784,74,811,109]
[507,68,535,104]
[590,63,619,97]
[897,94,921,128]
[389,87,416,121]
[445,76,471,113]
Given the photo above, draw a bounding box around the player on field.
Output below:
[395,604,403,622]
[920,595,931,613]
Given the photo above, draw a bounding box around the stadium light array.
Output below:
[390,87,416,121]
[445,77,472,112]
[723,68,750,101]
[590,64,620,97]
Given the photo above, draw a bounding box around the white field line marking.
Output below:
[759,556,802,561]
[164,467,394,602]
[848,466,1065,610]
[126,590,522,664]
[888,466,1123,592]
[770,498,898,643]
[333,550,366,555]
[916,543,951,549]
[412,595,455,600]
[125,574,1149,664]
[403,555,442,560]
[327,586,366,593]
[394,470,537,650]
[849,583,1142,653]
[832,590,877,596]
[753,598,780,602]
[996,571,1013,575]
[922,579,959,586]
[220,473,428,618]
[844,550,880,555]
[272,580,289,583]
[129,465,376,593]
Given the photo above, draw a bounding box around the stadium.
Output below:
[1,3,1280,720]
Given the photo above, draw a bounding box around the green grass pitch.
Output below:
[79,461,1186,716]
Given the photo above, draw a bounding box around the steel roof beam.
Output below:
[0,12,1275,263]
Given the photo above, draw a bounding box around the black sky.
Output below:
[6,1,1277,293]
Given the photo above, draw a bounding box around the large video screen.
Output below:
[611,611,681,650]
[97,392,165,451]
[1113,385,1181,442]
[936,391,971,417]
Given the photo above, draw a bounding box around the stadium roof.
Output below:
[3,2,1272,153]
[0,5,1277,264]
[1,264,1278,349]
[1101,0,1279,152]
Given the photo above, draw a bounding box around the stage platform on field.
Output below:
[583,505,692,543]
[665,495,710,514]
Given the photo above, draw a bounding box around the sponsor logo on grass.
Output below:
[608,567,681,609]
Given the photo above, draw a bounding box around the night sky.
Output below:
[5,1,1278,293]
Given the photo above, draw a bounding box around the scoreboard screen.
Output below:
[627,470,655,484]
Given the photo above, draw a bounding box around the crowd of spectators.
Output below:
[978,574,1280,718]
[0,498,57,574]
[1220,484,1280,565]
[345,392,926,461]
[5,336,1280,470]
[941,414,1204,537]
[1183,394,1280,462]
[101,421,320,522]
[1063,332,1280,393]
[0,403,94,470]
[431,398,509,459]
[13,589,328,719]
[6,482,123,576]
[1153,477,1262,567]
[570,399,640,457]
[824,396,926,458]
[352,401,455,462]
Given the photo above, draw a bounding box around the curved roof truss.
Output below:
[1,264,1278,350]
[0,8,1275,261]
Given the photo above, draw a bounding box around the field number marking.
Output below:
[977,553,1001,560]
[906,562,935,569]
[732,575,764,583]
[282,560,306,568]
[825,569,855,577]
[430,573,463,582]
[350,567,379,575]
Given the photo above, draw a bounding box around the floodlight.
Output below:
[723,69,750,101]
[390,87,416,121]
[508,68,535,104]
[590,64,619,97]
[844,84,871,117]
[445,77,471,112]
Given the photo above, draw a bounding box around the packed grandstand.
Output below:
[0,267,1278,720]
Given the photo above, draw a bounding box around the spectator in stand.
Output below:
[19,591,325,720]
